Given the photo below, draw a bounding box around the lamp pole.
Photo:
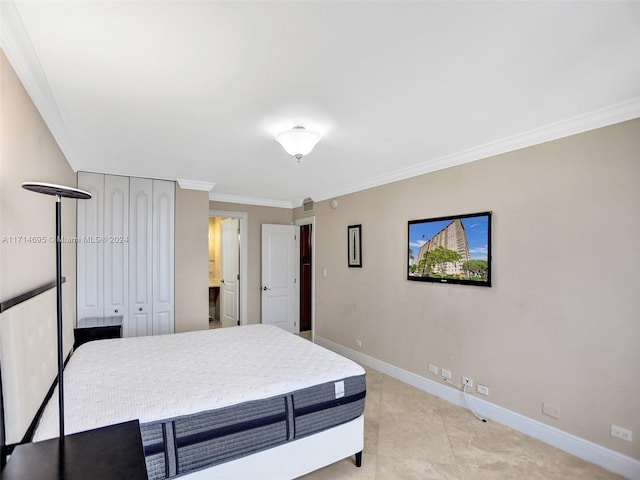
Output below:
[55,193,64,437]
[22,182,91,439]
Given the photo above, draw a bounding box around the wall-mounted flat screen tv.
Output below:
[408,211,492,287]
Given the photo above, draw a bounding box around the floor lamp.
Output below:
[21,182,91,439]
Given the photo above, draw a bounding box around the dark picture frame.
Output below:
[348,224,362,267]
[408,211,492,286]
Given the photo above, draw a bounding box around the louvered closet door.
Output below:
[77,172,104,320]
[128,177,153,337]
[152,180,175,335]
[104,175,129,324]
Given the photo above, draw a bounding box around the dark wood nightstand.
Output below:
[74,315,123,349]
[1,420,148,480]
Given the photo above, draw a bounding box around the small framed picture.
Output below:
[348,224,362,268]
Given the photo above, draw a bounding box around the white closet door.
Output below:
[152,179,175,335]
[103,175,129,323]
[128,177,153,337]
[77,172,104,320]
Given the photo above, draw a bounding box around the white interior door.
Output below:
[152,179,175,335]
[103,175,129,323]
[77,172,104,320]
[261,224,299,333]
[220,218,239,327]
[128,177,153,337]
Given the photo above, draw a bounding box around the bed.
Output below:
[0,287,366,479]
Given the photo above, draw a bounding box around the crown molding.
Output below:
[209,192,293,209]
[177,179,215,192]
[1,1,78,170]
[313,97,640,202]
[218,95,640,208]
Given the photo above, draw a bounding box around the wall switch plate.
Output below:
[611,425,633,442]
[354,339,362,347]
[428,364,438,375]
[476,384,489,396]
[441,368,452,380]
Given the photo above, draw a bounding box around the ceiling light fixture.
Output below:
[275,126,321,162]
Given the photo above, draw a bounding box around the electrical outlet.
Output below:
[462,376,473,388]
[354,339,362,347]
[476,384,489,396]
[611,425,633,442]
[428,364,438,375]
[441,368,452,380]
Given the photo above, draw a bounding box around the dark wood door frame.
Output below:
[299,223,312,331]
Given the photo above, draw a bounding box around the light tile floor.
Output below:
[299,364,623,480]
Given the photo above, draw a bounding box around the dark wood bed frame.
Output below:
[0,279,65,467]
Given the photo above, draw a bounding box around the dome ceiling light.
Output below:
[275,126,321,162]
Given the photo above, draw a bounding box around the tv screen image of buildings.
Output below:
[408,214,490,284]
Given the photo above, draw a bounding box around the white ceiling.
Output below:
[2,1,640,207]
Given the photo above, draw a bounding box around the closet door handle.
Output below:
[138,307,143,312]
[263,286,270,291]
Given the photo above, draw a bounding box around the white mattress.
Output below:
[34,324,365,441]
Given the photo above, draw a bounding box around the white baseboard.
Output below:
[315,336,640,480]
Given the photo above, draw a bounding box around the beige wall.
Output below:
[175,186,209,332]
[209,201,292,324]
[1,48,77,441]
[296,119,640,460]
[0,48,77,333]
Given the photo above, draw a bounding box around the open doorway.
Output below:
[294,216,315,341]
[209,210,248,328]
